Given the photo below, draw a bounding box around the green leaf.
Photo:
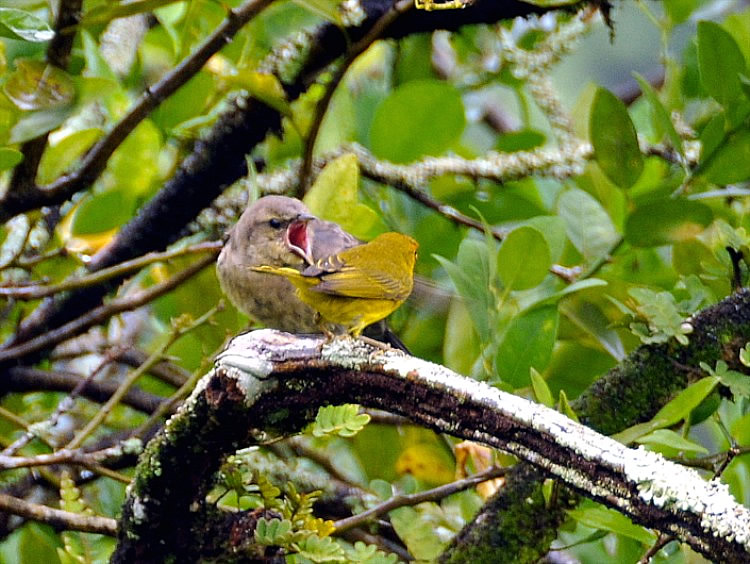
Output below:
[636,429,708,454]
[589,87,643,189]
[632,72,683,156]
[627,287,693,345]
[71,190,136,235]
[254,518,292,545]
[568,503,656,545]
[494,305,559,388]
[704,360,750,402]
[304,153,384,240]
[558,390,579,422]
[434,237,494,341]
[557,188,619,262]
[4,60,75,111]
[625,199,712,247]
[0,148,23,171]
[391,507,447,561]
[698,21,747,107]
[523,216,567,263]
[530,367,554,407]
[369,79,465,163]
[9,107,73,144]
[613,377,720,444]
[0,8,54,42]
[81,0,184,27]
[37,128,102,184]
[292,535,345,562]
[496,226,551,290]
[496,129,546,152]
[291,0,342,25]
[559,300,625,361]
[700,129,750,185]
[311,404,370,438]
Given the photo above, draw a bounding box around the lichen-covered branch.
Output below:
[442,289,750,563]
[113,330,750,563]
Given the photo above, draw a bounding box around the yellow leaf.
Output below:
[395,443,454,485]
[304,153,385,239]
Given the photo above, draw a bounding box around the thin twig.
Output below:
[333,465,508,532]
[2,347,126,456]
[0,241,221,300]
[638,533,673,563]
[0,0,275,222]
[298,0,414,194]
[65,304,220,449]
[0,254,215,362]
[0,492,117,536]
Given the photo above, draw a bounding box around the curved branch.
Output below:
[113,330,750,563]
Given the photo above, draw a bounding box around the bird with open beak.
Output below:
[217,196,408,349]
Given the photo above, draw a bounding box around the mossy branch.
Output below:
[113,329,750,562]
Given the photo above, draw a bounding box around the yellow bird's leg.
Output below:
[314,312,337,341]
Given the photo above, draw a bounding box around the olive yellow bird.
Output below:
[252,232,418,337]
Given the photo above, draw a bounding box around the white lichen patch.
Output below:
[131,495,148,524]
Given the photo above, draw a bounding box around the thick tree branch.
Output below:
[113,330,750,563]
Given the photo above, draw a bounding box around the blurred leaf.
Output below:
[304,153,384,239]
[0,8,54,42]
[625,199,712,247]
[636,429,708,454]
[9,107,72,144]
[0,147,22,171]
[558,188,619,262]
[530,367,554,407]
[700,129,750,185]
[434,237,494,341]
[590,87,643,189]
[391,506,447,561]
[558,389,579,422]
[370,79,465,163]
[494,305,558,388]
[443,300,481,375]
[568,503,656,545]
[632,72,683,156]
[698,21,747,107]
[559,300,624,361]
[613,377,720,444]
[524,216,567,263]
[291,0,342,25]
[81,0,185,27]
[496,226,551,291]
[663,0,698,25]
[701,360,750,402]
[236,71,290,115]
[4,59,75,111]
[37,128,102,184]
[395,443,454,485]
[496,130,545,152]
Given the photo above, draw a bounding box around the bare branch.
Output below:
[0,492,117,536]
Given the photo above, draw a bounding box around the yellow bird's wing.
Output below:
[312,266,408,300]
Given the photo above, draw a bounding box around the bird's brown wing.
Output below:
[311,266,407,300]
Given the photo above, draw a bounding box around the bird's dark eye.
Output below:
[269,218,282,229]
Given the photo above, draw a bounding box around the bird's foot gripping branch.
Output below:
[113,330,750,562]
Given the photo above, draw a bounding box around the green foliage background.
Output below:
[0,0,750,561]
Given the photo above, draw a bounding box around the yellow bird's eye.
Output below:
[269,218,282,229]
